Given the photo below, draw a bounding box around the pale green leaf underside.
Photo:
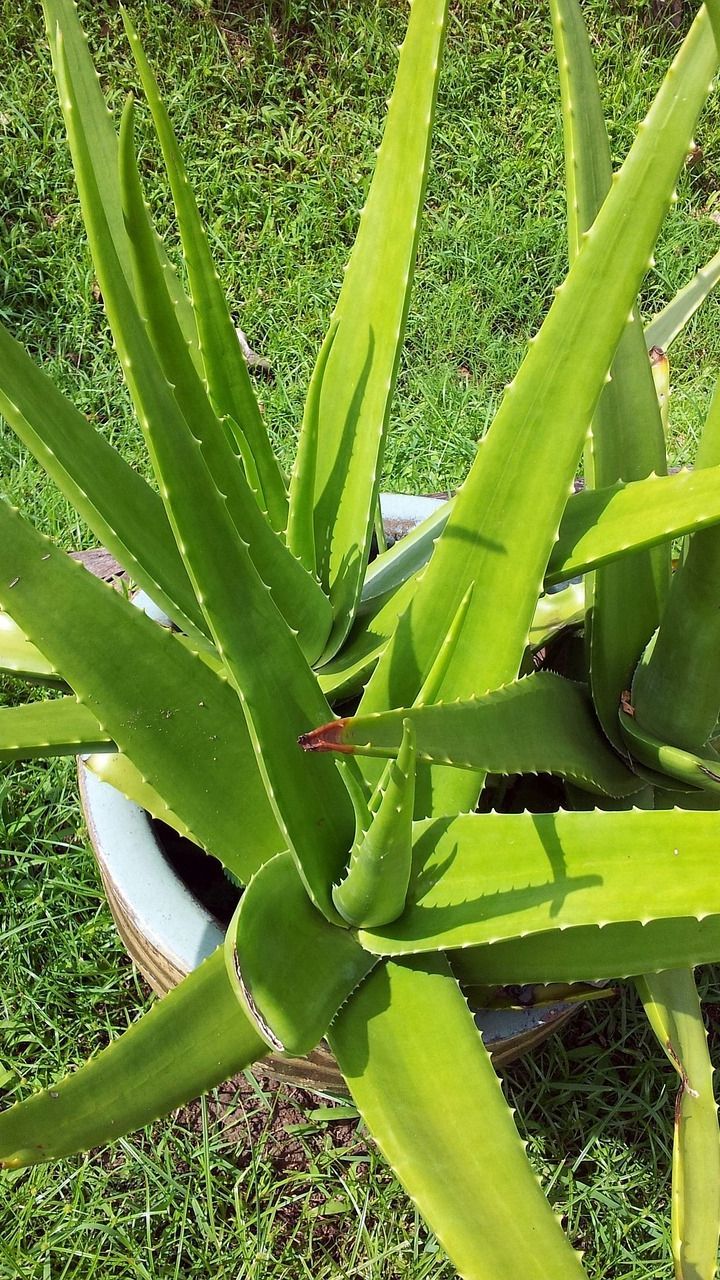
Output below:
[84,753,198,846]
[359,808,720,958]
[645,244,720,354]
[0,948,265,1169]
[330,956,586,1280]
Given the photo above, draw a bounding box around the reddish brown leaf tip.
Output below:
[298,720,354,753]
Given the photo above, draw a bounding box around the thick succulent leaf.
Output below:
[358,808,720,958]
[645,244,720,353]
[547,464,720,586]
[0,322,210,650]
[332,720,416,927]
[620,708,720,796]
[0,697,111,763]
[118,98,331,662]
[451,917,720,986]
[362,462,720,614]
[302,673,640,798]
[0,501,282,880]
[636,969,720,1280]
[322,577,584,704]
[84,753,198,845]
[552,0,669,749]
[0,610,65,686]
[42,0,200,367]
[329,956,587,1280]
[224,852,376,1057]
[360,499,450,608]
[0,948,265,1168]
[288,0,449,647]
[121,11,287,533]
[528,582,585,647]
[632,380,720,752]
[361,9,718,819]
[54,41,352,913]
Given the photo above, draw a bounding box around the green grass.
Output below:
[2,0,720,1276]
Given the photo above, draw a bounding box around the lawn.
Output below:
[2,0,720,1275]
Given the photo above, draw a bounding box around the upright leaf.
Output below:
[121,11,288,532]
[633,378,720,751]
[551,0,669,749]
[332,719,417,927]
[42,0,200,366]
[118,97,331,661]
[287,0,449,650]
[361,7,718,819]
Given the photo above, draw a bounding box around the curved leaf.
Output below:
[225,851,375,1057]
[0,947,266,1168]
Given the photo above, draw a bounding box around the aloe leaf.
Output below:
[0,697,111,763]
[58,63,352,914]
[632,380,720,753]
[118,97,331,661]
[636,969,720,1280]
[451,917,720,986]
[53,66,351,916]
[620,708,720,795]
[0,610,65,687]
[84,753,198,845]
[547,464,720,586]
[303,673,641,798]
[0,947,265,1168]
[0,322,211,650]
[120,11,287,533]
[331,720,416,927]
[287,0,449,648]
[361,8,718,819]
[0,500,282,881]
[360,499,451,608]
[357,808,720,959]
[645,244,720,353]
[41,0,200,368]
[529,582,585,647]
[321,577,584,704]
[363,460,720,614]
[319,573,421,701]
[552,0,670,749]
[329,956,587,1280]
[224,852,376,1058]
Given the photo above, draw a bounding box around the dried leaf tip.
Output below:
[298,719,353,753]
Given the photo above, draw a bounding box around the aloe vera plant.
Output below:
[4,1,720,1275]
